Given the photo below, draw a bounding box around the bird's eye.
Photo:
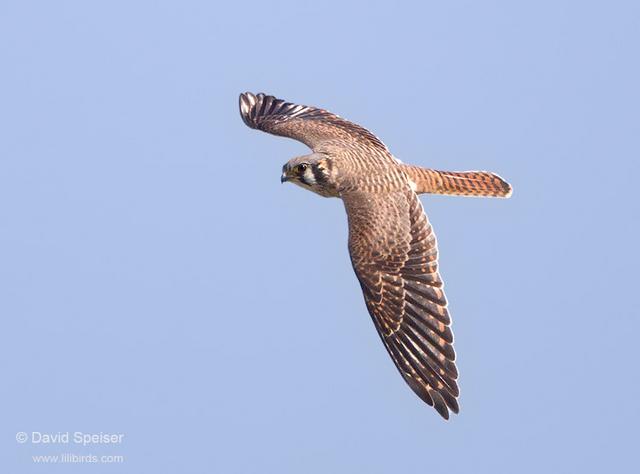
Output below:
[298,163,308,173]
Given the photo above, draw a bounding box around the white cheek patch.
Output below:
[303,168,316,185]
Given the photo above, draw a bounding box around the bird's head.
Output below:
[281,153,337,197]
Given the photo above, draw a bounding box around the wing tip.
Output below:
[239,91,292,130]
[404,362,459,420]
[239,91,260,128]
[430,388,460,420]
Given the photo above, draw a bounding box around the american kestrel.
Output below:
[239,92,512,419]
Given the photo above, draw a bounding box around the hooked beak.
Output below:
[281,165,291,183]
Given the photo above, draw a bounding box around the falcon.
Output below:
[239,92,512,419]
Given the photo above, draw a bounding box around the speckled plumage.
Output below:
[239,92,512,419]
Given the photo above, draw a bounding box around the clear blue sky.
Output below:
[1,1,639,472]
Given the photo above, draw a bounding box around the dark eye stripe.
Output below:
[312,165,327,185]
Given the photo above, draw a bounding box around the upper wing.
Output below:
[239,92,389,154]
[344,188,459,419]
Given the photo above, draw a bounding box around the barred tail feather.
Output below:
[404,166,513,198]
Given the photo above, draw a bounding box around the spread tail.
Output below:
[403,166,513,198]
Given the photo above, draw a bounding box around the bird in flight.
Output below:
[239,92,512,419]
